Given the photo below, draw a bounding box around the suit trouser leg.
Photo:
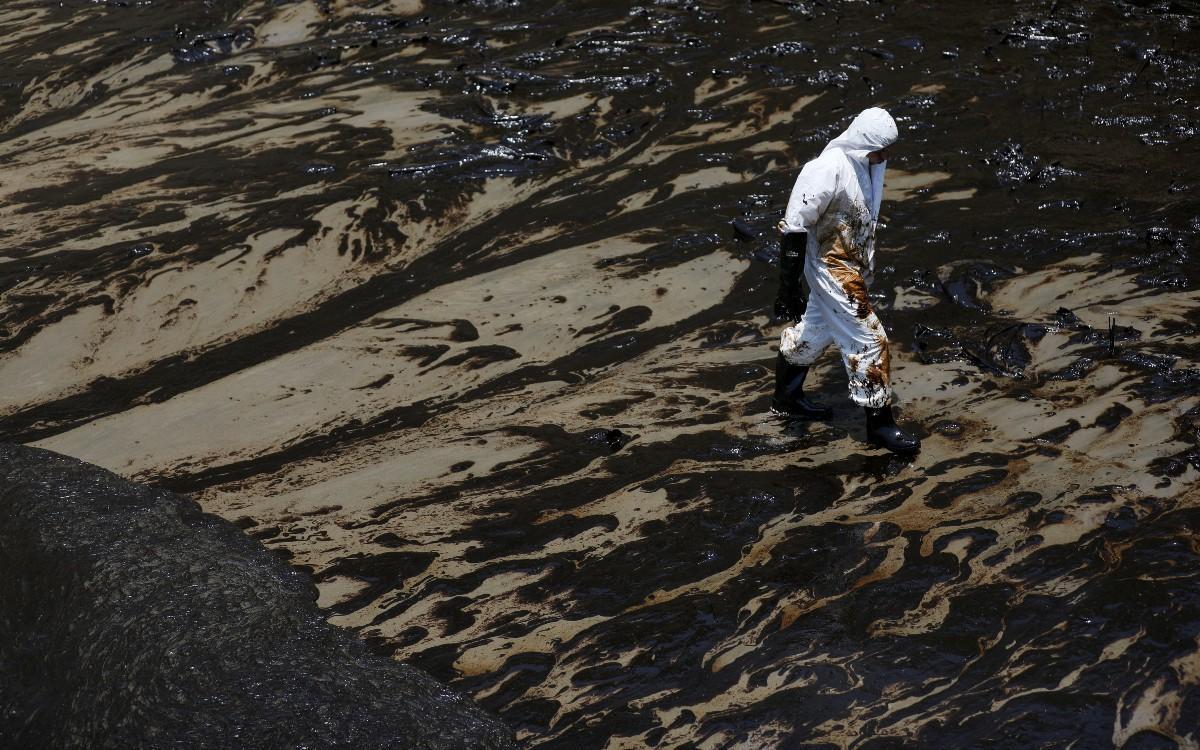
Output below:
[825,308,892,408]
[787,260,894,408]
[779,295,834,366]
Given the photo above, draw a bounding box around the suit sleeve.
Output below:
[781,157,837,233]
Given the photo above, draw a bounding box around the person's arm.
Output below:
[780,157,836,233]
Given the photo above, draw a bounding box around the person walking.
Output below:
[771,107,921,455]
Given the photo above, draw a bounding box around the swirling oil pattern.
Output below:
[1,0,1198,747]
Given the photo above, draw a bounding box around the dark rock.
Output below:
[0,444,516,750]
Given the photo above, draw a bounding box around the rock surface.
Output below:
[0,443,516,749]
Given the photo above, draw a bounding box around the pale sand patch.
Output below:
[986,255,1158,319]
[929,188,977,202]
[669,165,746,193]
[743,139,789,155]
[694,76,748,105]
[479,91,599,124]
[316,574,371,609]
[890,285,941,311]
[331,0,425,20]
[254,1,326,48]
[885,170,952,202]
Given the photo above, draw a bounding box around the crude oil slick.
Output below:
[1,0,1199,747]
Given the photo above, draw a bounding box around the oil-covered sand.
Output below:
[1,0,1198,747]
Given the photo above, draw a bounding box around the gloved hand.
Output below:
[774,230,807,322]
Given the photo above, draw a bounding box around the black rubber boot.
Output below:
[773,232,807,322]
[772,354,832,419]
[864,406,921,455]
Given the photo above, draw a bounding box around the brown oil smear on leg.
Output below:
[865,360,888,390]
[866,332,891,390]
[822,229,872,319]
[863,332,892,407]
[828,261,871,318]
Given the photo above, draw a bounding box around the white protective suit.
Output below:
[778,107,898,408]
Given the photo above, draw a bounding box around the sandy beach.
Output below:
[2,0,1198,746]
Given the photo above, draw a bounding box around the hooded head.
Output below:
[821,107,898,161]
[821,107,897,220]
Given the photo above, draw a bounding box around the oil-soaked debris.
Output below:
[172,28,255,64]
[300,162,337,175]
[986,141,1082,187]
[1049,355,1096,381]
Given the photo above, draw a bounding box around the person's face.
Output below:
[868,146,891,164]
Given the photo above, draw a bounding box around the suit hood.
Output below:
[821,107,898,159]
[821,107,897,221]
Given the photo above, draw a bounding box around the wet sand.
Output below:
[2,0,1199,747]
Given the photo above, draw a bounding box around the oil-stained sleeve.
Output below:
[781,156,838,233]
